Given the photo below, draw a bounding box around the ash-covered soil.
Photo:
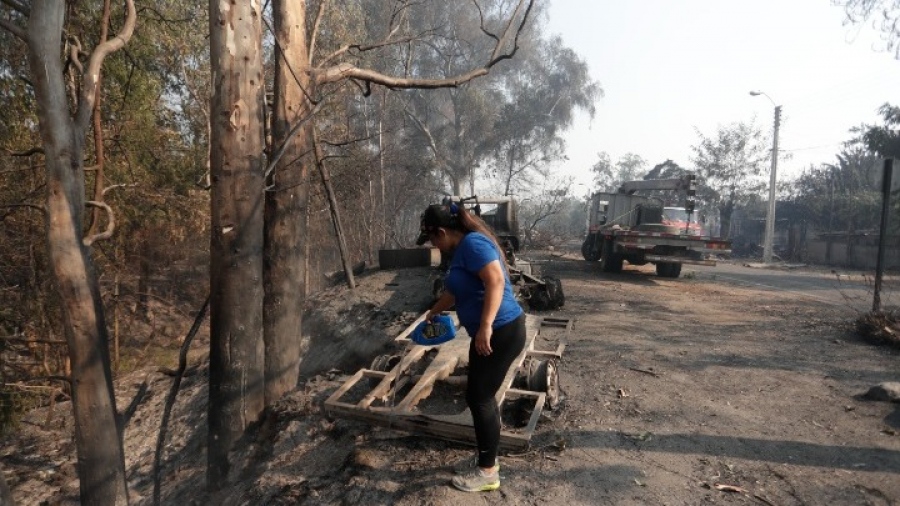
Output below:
[3,249,900,506]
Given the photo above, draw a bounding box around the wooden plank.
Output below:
[395,333,470,410]
[526,349,564,360]
[358,345,429,408]
[322,403,532,450]
[324,369,365,405]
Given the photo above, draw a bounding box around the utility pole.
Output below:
[873,158,894,313]
[763,105,781,264]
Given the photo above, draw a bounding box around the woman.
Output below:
[416,202,526,493]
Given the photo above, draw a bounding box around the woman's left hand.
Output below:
[474,325,493,356]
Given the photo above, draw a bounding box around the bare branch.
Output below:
[263,103,322,185]
[488,0,533,65]
[101,183,137,196]
[67,36,84,73]
[0,165,42,175]
[75,0,137,132]
[309,0,328,63]
[316,62,489,88]
[473,0,498,42]
[153,295,209,506]
[404,106,445,163]
[315,0,534,89]
[0,0,28,15]
[320,33,425,67]
[0,203,47,217]
[82,200,115,246]
[2,146,43,157]
[0,16,26,40]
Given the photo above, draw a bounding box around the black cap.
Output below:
[415,204,457,245]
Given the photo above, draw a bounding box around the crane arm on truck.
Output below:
[617,174,696,196]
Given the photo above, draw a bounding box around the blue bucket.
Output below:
[411,314,457,346]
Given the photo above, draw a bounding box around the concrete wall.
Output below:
[804,236,900,270]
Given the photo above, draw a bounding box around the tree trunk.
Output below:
[26,2,128,504]
[207,0,267,488]
[263,0,312,406]
[315,133,356,289]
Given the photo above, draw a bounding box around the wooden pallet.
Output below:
[324,312,571,450]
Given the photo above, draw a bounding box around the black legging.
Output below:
[466,313,526,468]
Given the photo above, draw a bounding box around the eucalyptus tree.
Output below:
[590,152,614,191]
[490,35,601,196]
[399,7,600,197]
[591,151,648,192]
[207,0,267,487]
[690,121,769,238]
[0,0,136,503]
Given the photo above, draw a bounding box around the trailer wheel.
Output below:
[527,359,560,410]
[600,239,623,273]
[656,262,682,278]
[370,354,401,372]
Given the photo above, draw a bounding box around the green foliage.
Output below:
[787,123,890,234]
[690,121,769,236]
[854,103,900,158]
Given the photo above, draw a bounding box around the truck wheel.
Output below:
[582,236,600,261]
[656,262,682,278]
[600,239,623,273]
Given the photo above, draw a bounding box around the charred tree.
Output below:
[207,0,267,488]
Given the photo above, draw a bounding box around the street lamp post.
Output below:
[750,91,781,264]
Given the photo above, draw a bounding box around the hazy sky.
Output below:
[545,0,900,189]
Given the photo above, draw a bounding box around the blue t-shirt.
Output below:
[444,232,523,336]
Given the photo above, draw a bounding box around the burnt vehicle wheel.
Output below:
[526,359,561,410]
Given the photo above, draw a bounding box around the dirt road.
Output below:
[4,249,899,505]
[507,254,899,505]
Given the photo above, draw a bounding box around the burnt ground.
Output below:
[3,247,900,505]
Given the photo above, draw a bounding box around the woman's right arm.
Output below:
[426,290,455,321]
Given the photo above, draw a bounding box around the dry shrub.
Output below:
[855,310,900,348]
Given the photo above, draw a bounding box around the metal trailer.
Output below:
[324,312,571,450]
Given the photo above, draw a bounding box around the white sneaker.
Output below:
[450,466,500,492]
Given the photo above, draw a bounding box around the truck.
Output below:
[580,175,731,278]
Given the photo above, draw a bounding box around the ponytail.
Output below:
[456,205,511,274]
